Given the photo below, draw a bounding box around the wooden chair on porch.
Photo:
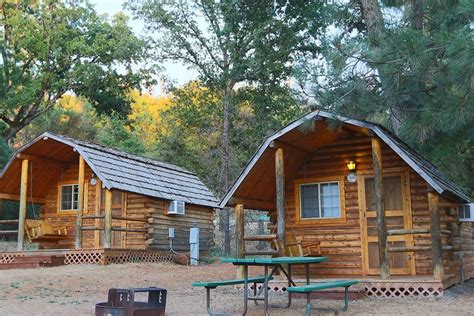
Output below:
[25,219,68,243]
[285,234,321,257]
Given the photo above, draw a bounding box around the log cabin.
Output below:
[220,110,474,297]
[0,132,218,265]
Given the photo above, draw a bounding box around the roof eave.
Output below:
[219,110,471,208]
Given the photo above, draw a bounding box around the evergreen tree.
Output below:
[296,0,474,195]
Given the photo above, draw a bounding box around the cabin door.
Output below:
[360,170,415,275]
[98,189,125,248]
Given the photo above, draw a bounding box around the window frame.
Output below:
[294,176,346,225]
[57,182,80,214]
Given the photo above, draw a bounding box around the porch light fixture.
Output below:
[90,173,97,186]
[347,160,357,183]
[347,161,356,171]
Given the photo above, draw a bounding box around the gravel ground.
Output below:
[0,262,473,315]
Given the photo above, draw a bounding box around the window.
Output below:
[459,204,473,221]
[60,184,79,211]
[300,182,341,219]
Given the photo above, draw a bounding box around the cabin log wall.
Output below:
[146,197,214,253]
[268,135,469,278]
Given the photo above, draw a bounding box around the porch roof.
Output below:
[220,110,471,209]
[0,132,218,208]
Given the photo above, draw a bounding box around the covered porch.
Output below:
[0,133,153,253]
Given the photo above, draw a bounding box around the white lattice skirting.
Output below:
[237,280,444,298]
[0,253,25,264]
[64,249,175,265]
[364,283,443,297]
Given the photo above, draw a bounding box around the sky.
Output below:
[90,0,197,88]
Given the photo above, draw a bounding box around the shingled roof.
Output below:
[4,132,218,208]
[220,110,471,207]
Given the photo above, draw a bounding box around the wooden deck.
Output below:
[0,248,175,269]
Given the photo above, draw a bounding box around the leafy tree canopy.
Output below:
[0,0,155,141]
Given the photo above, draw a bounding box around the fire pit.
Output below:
[95,287,167,316]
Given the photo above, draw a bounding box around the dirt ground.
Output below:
[0,262,473,315]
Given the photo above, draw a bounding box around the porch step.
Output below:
[0,254,65,270]
[0,262,41,270]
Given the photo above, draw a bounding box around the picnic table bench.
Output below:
[287,280,359,316]
[192,275,273,316]
[194,256,358,316]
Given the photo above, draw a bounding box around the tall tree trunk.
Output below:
[359,0,404,134]
[218,79,234,256]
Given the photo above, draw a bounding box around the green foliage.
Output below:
[156,81,305,193]
[0,0,155,140]
[127,0,326,90]
[94,115,147,156]
[20,100,98,143]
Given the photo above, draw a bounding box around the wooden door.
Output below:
[97,189,125,249]
[360,170,415,275]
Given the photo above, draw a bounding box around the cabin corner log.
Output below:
[17,159,29,251]
[75,156,85,249]
[371,138,390,279]
[234,204,244,278]
[104,189,112,249]
[275,147,286,255]
[428,191,443,280]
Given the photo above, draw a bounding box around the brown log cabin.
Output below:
[0,132,218,263]
[220,110,473,296]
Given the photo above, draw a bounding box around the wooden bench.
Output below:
[287,280,358,316]
[25,219,68,243]
[193,275,273,315]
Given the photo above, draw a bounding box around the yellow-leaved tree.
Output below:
[128,90,171,147]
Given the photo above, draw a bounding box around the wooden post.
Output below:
[104,189,112,249]
[428,191,443,280]
[75,156,85,249]
[17,159,28,251]
[235,204,245,278]
[275,147,286,255]
[94,179,101,248]
[371,138,390,279]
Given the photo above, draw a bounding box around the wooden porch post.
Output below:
[75,156,85,249]
[94,179,102,248]
[275,147,286,255]
[371,138,390,279]
[428,191,443,280]
[235,204,244,278]
[104,189,112,249]
[17,159,29,251]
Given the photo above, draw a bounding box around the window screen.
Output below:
[365,176,403,211]
[300,182,340,219]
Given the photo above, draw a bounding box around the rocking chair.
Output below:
[25,219,68,243]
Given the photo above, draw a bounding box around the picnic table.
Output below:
[221,256,328,315]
